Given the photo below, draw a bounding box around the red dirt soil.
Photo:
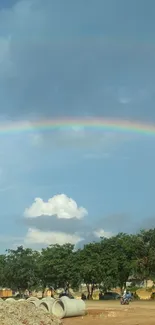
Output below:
[63,300,155,325]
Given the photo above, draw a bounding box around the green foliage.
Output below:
[0,228,155,295]
[4,246,40,291]
[126,286,139,292]
[132,229,155,282]
[38,243,77,289]
[0,254,7,286]
[78,242,102,284]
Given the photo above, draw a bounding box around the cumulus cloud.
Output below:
[24,228,82,246]
[23,227,112,248]
[23,193,87,247]
[13,213,155,249]
[24,194,88,219]
[22,193,114,248]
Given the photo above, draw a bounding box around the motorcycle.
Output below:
[120,296,129,305]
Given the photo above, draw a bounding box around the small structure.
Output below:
[0,288,12,298]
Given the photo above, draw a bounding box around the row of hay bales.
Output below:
[4,296,86,319]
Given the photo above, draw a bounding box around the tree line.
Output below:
[1,228,155,298]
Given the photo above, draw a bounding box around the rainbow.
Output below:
[0,117,155,136]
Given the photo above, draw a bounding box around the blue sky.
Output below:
[0,0,155,251]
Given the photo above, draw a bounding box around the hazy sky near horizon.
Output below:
[0,0,155,251]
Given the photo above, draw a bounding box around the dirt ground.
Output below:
[63,300,155,325]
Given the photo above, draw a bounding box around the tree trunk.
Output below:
[86,284,94,300]
[90,284,94,299]
[42,285,46,298]
[123,282,126,293]
[65,282,69,295]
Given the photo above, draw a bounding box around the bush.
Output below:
[127,286,141,292]
[146,287,152,292]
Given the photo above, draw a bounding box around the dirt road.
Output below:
[64,300,155,325]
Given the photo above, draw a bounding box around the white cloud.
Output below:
[94,228,112,238]
[24,194,88,219]
[24,228,82,245]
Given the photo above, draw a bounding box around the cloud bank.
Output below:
[24,228,82,246]
[22,193,111,248]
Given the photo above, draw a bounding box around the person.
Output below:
[126,291,132,300]
[49,286,54,298]
[123,289,126,298]
[81,293,86,300]
[122,290,131,302]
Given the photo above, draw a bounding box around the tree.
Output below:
[0,254,7,287]
[133,229,155,285]
[77,242,102,299]
[99,238,119,292]
[5,246,40,293]
[1,227,155,296]
[114,233,136,290]
[39,243,78,291]
[100,234,136,291]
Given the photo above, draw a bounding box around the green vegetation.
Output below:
[1,229,155,298]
